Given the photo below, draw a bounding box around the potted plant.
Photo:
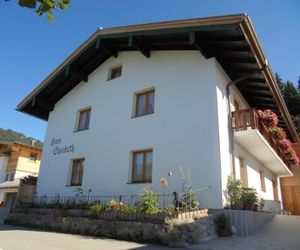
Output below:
[214,213,231,237]
[224,176,242,209]
[241,188,258,211]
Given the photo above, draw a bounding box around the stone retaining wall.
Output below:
[5,209,215,246]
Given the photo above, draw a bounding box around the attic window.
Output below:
[108,65,122,80]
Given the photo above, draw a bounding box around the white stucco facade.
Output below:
[37,50,285,209]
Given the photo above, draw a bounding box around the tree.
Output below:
[6,0,72,22]
[297,75,300,94]
[275,73,285,93]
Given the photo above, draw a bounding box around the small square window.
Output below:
[76,108,91,131]
[108,65,122,80]
[29,152,37,162]
[135,89,155,117]
[70,158,84,186]
[131,149,153,183]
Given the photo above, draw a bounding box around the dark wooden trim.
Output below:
[68,67,88,83]
[131,149,153,183]
[134,89,155,117]
[128,36,150,58]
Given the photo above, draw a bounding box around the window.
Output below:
[10,173,15,181]
[77,108,91,131]
[29,152,37,162]
[135,89,155,117]
[260,171,266,192]
[70,158,84,186]
[108,65,122,80]
[132,149,153,183]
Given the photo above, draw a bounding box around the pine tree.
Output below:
[297,75,300,94]
[275,73,285,94]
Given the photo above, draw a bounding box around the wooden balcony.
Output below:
[232,109,292,176]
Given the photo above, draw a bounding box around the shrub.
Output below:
[139,187,160,214]
[241,188,258,205]
[90,203,102,215]
[224,176,242,209]
[179,168,200,211]
[214,213,231,237]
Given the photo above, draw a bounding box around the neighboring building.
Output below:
[280,143,300,215]
[0,141,42,203]
[16,14,299,210]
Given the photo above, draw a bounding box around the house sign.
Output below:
[50,137,75,155]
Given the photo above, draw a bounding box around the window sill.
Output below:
[73,128,89,133]
[127,181,152,184]
[131,112,154,119]
[65,184,82,187]
[107,76,121,81]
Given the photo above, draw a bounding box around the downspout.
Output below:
[226,71,263,176]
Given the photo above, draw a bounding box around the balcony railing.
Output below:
[232,108,291,169]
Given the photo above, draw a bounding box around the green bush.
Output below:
[139,187,160,214]
[179,168,200,211]
[90,203,102,215]
[214,213,230,231]
[224,176,242,209]
[241,188,258,205]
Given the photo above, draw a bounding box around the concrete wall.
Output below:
[212,209,274,236]
[37,51,224,208]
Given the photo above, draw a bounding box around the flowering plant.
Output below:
[257,109,299,166]
[278,139,291,151]
[257,109,279,128]
[105,199,124,211]
[269,127,286,140]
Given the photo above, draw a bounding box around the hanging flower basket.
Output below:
[269,127,286,140]
[258,109,299,167]
[257,109,279,128]
[278,139,291,151]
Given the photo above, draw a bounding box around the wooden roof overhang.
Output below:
[16,14,299,142]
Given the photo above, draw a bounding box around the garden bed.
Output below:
[11,207,209,223]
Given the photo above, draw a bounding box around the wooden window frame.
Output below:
[131,149,153,183]
[134,89,155,117]
[70,158,84,186]
[76,108,91,132]
[260,171,266,192]
[108,65,122,80]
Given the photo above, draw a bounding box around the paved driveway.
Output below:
[0,223,169,250]
[189,215,300,250]
[0,215,299,250]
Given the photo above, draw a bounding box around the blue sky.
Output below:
[0,0,299,141]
